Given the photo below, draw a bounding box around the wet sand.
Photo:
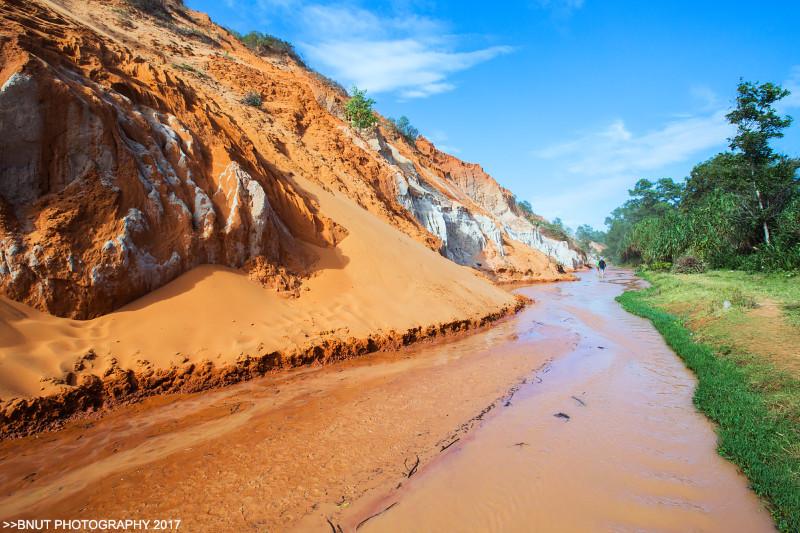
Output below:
[345,270,775,532]
[0,293,567,529]
[0,270,774,531]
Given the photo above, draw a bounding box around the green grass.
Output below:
[618,272,800,532]
[642,269,800,308]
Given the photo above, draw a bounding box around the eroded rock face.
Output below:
[0,0,577,318]
[388,145,488,267]
[0,1,342,318]
[413,137,586,271]
[359,130,584,280]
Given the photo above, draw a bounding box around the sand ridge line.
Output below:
[0,295,530,440]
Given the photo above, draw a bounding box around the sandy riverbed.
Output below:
[0,270,774,531]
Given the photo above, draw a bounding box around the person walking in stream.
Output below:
[597,258,607,279]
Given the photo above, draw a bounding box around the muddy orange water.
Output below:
[0,270,774,532]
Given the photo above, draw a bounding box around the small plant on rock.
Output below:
[241,92,263,107]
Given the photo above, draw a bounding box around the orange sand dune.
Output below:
[0,177,515,402]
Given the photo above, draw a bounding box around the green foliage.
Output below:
[388,116,420,142]
[604,177,686,263]
[575,224,606,249]
[738,243,800,273]
[646,260,672,272]
[241,92,262,107]
[231,30,304,64]
[604,80,799,272]
[344,87,378,130]
[516,199,534,216]
[618,277,800,532]
[726,81,795,246]
[727,80,792,165]
[627,210,688,263]
[685,190,751,267]
[536,217,572,242]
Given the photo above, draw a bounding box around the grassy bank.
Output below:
[617,270,800,531]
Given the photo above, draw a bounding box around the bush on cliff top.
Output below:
[345,87,377,130]
[388,116,419,143]
[231,30,304,65]
[126,0,174,19]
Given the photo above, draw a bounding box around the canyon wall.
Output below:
[0,0,581,319]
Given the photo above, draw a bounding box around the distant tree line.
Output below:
[513,198,597,251]
[604,80,799,272]
[575,224,607,251]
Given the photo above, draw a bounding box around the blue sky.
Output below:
[186,0,800,230]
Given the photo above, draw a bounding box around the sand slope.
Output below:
[0,0,570,433]
[0,176,516,403]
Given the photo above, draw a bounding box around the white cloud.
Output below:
[532,111,732,177]
[535,0,585,10]
[300,4,384,38]
[533,173,633,227]
[303,39,511,98]
[291,3,511,98]
[219,1,511,98]
[533,0,585,17]
[778,65,800,110]
[528,107,734,227]
[530,67,799,228]
[690,84,719,110]
[602,119,632,142]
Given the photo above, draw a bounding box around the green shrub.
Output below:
[647,261,672,272]
[686,190,750,268]
[231,30,304,65]
[672,255,707,274]
[241,92,262,107]
[344,87,377,130]
[738,244,800,273]
[628,210,690,263]
[388,116,419,142]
